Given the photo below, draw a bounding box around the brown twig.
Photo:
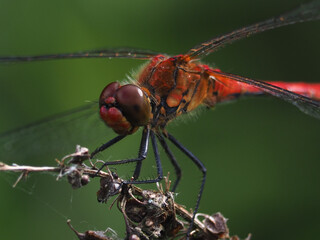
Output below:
[0,145,250,240]
[0,162,59,173]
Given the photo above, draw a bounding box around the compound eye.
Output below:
[115,84,151,126]
[99,82,121,107]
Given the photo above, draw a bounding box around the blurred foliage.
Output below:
[0,0,319,239]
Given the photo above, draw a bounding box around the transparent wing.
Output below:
[209,70,320,119]
[186,0,320,59]
[0,102,117,166]
[0,48,161,63]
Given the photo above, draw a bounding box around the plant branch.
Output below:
[0,145,250,240]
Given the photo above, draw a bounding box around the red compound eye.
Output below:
[115,84,151,126]
[99,82,121,107]
[98,83,150,135]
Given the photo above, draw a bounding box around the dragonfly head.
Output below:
[99,82,151,135]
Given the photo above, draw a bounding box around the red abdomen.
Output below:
[265,82,320,100]
[213,78,320,103]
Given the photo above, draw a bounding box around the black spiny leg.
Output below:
[95,127,150,174]
[166,133,207,239]
[132,127,150,180]
[93,127,163,185]
[91,135,127,159]
[125,130,163,185]
[157,133,181,192]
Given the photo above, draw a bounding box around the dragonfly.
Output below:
[0,1,320,239]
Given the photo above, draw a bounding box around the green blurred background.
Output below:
[0,0,319,239]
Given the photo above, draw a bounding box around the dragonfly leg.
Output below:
[125,130,163,185]
[90,135,127,159]
[166,133,207,239]
[157,133,182,192]
[94,127,149,173]
[94,128,163,185]
[132,127,150,180]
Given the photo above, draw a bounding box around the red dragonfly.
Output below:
[1,1,320,238]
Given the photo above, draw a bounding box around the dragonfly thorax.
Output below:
[137,55,218,127]
[99,82,151,135]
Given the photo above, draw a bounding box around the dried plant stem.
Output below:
[0,162,110,179]
[0,162,59,172]
[0,146,249,240]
